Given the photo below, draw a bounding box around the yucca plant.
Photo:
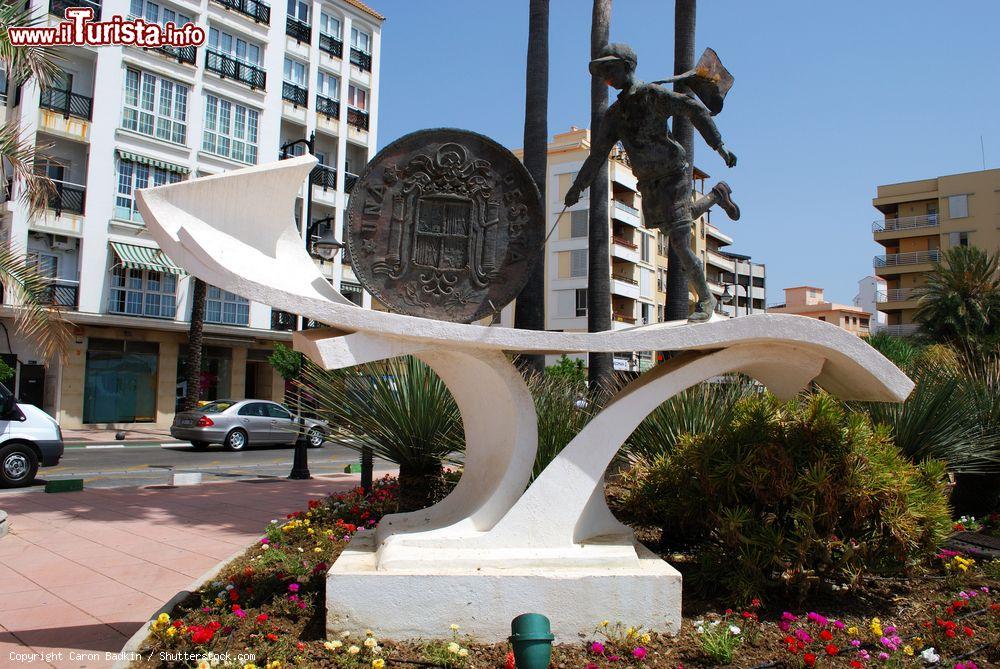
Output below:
[527,370,602,480]
[297,356,464,512]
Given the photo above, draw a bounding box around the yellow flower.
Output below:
[847,626,859,636]
[903,646,913,656]
[601,620,609,627]
[450,624,460,631]
[626,626,636,638]
[372,660,385,669]
[166,627,177,638]
[307,528,315,534]
[458,648,469,658]
[314,547,323,553]
[447,642,461,654]
[324,641,342,652]
[366,629,375,637]
[157,613,170,624]
[364,637,378,648]
[215,598,224,606]
[641,633,651,644]
[914,637,923,645]
[197,661,211,669]
[244,665,257,669]
[348,645,361,655]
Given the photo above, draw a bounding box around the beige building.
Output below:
[872,168,1000,336]
[521,127,763,372]
[769,286,871,336]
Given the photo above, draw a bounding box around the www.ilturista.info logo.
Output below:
[8,7,205,47]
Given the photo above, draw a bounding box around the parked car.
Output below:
[170,399,329,451]
[0,382,63,487]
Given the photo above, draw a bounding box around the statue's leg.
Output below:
[668,222,716,321]
[692,182,740,221]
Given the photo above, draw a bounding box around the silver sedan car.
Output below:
[170,399,329,451]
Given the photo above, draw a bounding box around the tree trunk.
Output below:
[665,0,697,322]
[514,0,549,375]
[397,460,443,513]
[183,278,207,411]
[587,0,613,388]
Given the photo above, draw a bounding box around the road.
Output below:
[2,441,395,491]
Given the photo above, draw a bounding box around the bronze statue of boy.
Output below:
[564,43,740,322]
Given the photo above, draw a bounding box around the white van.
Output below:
[0,383,63,488]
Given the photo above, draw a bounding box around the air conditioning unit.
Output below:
[49,235,74,251]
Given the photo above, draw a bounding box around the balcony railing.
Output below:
[319,33,343,58]
[876,288,917,303]
[286,16,310,42]
[347,106,369,131]
[310,164,336,191]
[212,0,269,23]
[344,171,359,193]
[882,324,920,337]
[350,48,372,72]
[205,51,266,90]
[874,250,940,268]
[39,87,93,120]
[611,235,637,250]
[613,199,640,217]
[282,81,307,107]
[41,280,79,309]
[317,95,340,119]
[155,44,196,65]
[611,273,638,286]
[47,180,86,215]
[50,0,101,19]
[271,309,296,331]
[872,214,939,233]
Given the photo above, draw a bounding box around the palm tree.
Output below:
[665,0,697,321]
[913,245,1000,352]
[182,278,207,410]
[587,0,613,387]
[513,0,549,374]
[0,4,71,364]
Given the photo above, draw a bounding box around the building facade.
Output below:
[769,286,871,336]
[854,275,886,332]
[0,0,383,428]
[872,168,1000,336]
[525,127,764,372]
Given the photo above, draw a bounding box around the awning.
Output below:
[110,241,187,276]
[116,150,190,174]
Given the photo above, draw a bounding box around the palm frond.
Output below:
[0,245,73,362]
[0,121,55,217]
[0,3,63,89]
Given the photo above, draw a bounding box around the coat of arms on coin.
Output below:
[345,128,544,323]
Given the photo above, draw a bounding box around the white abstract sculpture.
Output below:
[138,156,913,640]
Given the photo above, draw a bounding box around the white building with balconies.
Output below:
[0,0,383,427]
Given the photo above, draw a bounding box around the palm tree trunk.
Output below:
[666,0,697,322]
[397,460,443,513]
[588,0,613,388]
[183,278,207,411]
[514,0,549,375]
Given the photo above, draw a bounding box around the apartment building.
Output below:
[0,0,383,428]
[769,286,871,336]
[524,127,764,372]
[854,275,886,331]
[872,168,1000,336]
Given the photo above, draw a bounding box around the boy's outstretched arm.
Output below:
[659,86,737,168]
[564,109,621,206]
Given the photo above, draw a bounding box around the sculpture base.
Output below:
[326,532,681,641]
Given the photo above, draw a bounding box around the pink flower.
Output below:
[234,609,247,618]
[778,621,791,632]
[633,647,648,660]
[807,612,829,627]
[586,664,599,669]
[590,641,605,655]
[851,640,861,647]
[794,628,813,643]
[833,620,846,630]
[288,583,300,593]
[260,538,269,544]
[878,652,890,661]
[781,612,798,622]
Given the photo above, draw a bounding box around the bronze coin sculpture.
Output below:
[346,128,544,323]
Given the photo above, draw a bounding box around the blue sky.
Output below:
[371,1,1000,305]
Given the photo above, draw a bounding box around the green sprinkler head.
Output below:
[509,613,555,669]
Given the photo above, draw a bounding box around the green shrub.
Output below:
[620,392,952,602]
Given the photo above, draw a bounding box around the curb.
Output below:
[113,544,249,669]
[64,441,182,449]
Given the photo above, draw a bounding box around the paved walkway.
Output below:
[0,476,358,669]
[61,427,178,446]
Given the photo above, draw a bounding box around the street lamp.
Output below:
[721,282,751,317]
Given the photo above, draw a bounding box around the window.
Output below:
[575,288,587,317]
[115,159,183,222]
[570,209,588,238]
[27,251,58,278]
[657,304,664,321]
[129,0,192,26]
[287,0,308,22]
[83,339,159,423]
[109,267,177,318]
[570,249,587,277]
[283,58,306,86]
[949,231,969,248]
[948,194,969,219]
[317,71,339,98]
[206,285,249,325]
[238,402,268,416]
[266,404,292,420]
[320,12,340,36]
[350,26,370,53]
[202,95,259,164]
[347,84,367,111]
[208,27,261,66]
[122,68,188,143]
[640,234,650,262]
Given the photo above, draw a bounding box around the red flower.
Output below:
[803,653,817,667]
[825,644,839,656]
[963,626,974,637]
[946,629,956,638]
[505,650,515,669]
[851,662,863,669]
[229,590,239,601]
[189,626,215,644]
[172,620,184,628]
[256,614,268,623]
[820,630,833,641]
[751,598,761,608]
[297,642,305,650]
[266,633,279,641]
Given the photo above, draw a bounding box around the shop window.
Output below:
[83,339,159,423]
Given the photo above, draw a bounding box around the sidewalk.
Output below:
[61,427,180,447]
[0,475,359,669]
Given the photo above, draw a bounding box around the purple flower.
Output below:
[878,652,890,661]
[260,538,269,544]
[851,640,861,648]
[858,650,870,660]
[234,609,247,618]
[288,583,300,593]
[781,612,798,622]
[590,641,605,655]
[794,628,813,643]
[778,621,791,632]
[807,612,829,627]
[632,647,647,660]
[833,620,846,630]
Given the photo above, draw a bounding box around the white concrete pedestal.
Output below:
[326,532,681,641]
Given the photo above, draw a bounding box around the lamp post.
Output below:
[721,282,751,317]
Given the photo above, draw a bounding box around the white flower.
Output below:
[348,645,361,655]
[458,649,469,658]
[341,630,352,638]
[364,637,378,648]
[729,625,741,635]
[447,642,461,654]
[920,647,940,664]
[260,544,270,550]
[450,624,460,631]
[709,620,720,627]
[695,625,704,634]
[225,584,235,591]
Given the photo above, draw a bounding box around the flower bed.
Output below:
[132,477,998,669]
